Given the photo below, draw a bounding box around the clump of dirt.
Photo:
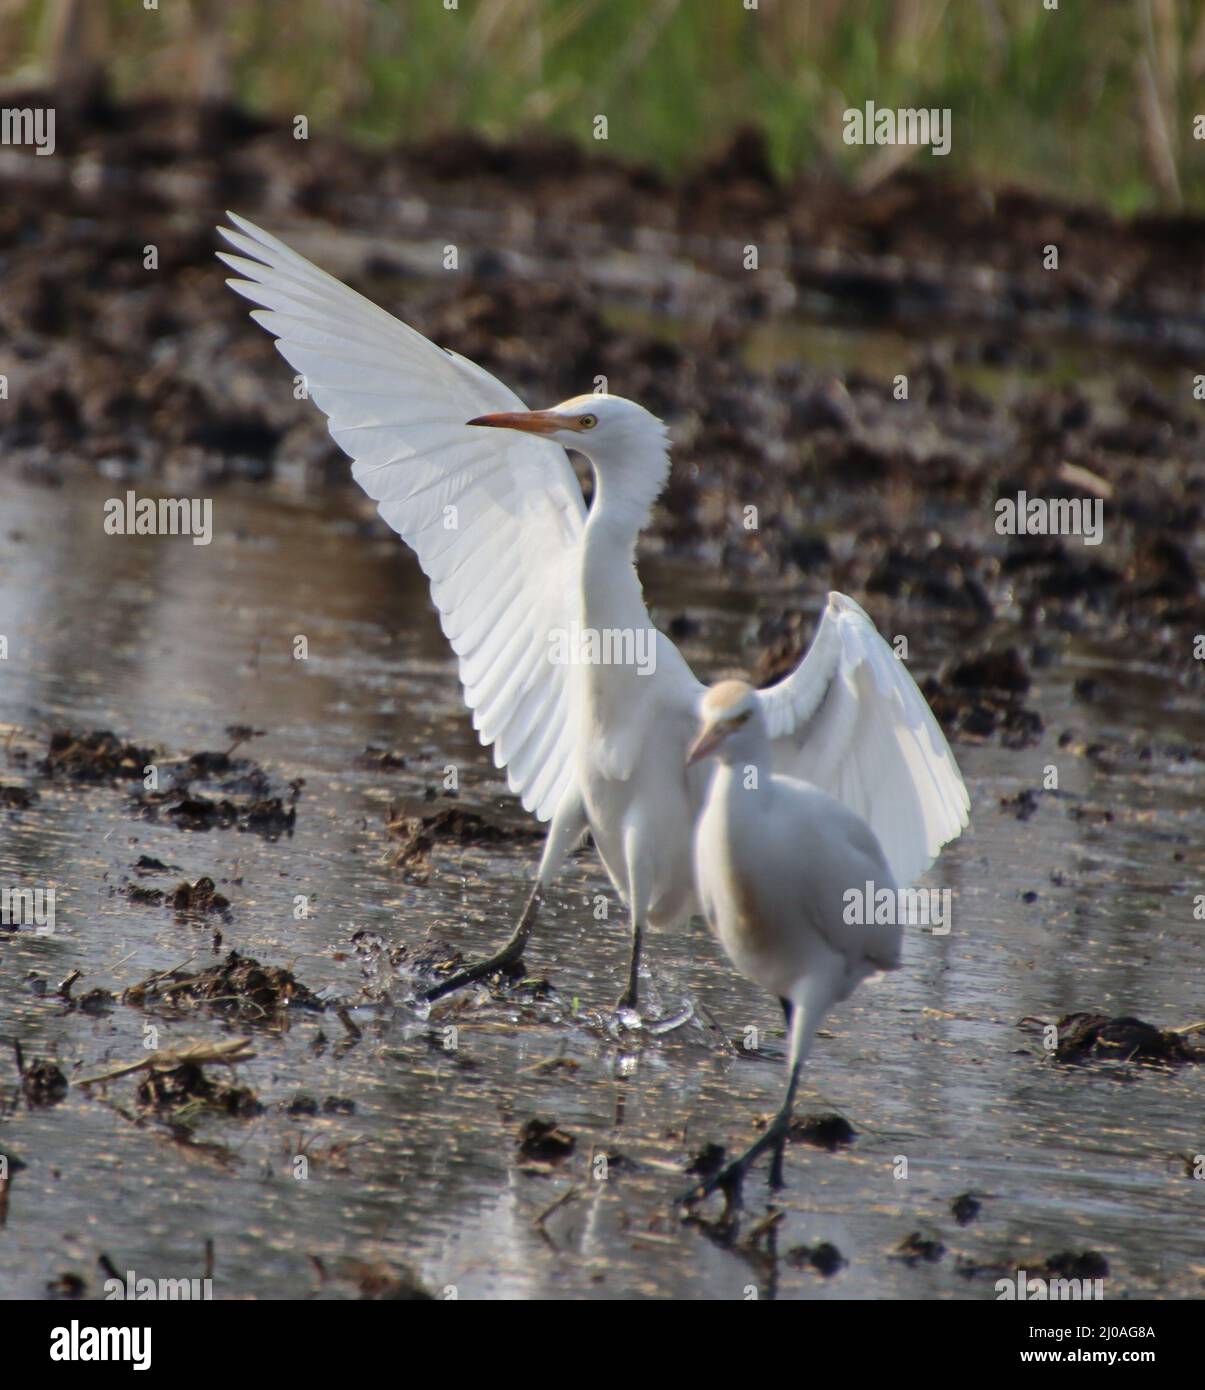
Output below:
[1044,1250,1110,1280]
[110,733,302,838]
[56,974,116,1014]
[39,729,154,782]
[921,646,1045,749]
[133,854,178,875]
[895,1231,946,1266]
[283,1094,356,1117]
[22,1060,68,1107]
[951,1193,983,1226]
[924,680,1045,749]
[1051,1013,1203,1065]
[386,804,539,881]
[1000,788,1042,820]
[45,1273,87,1299]
[36,727,299,838]
[136,1061,261,1118]
[0,785,37,809]
[949,646,1032,694]
[134,788,297,838]
[337,1258,435,1301]
[787,1112,857,1149]
[124,950,323,1023]
[126,873,230,917]
[126,884,165,905]
[354,746,406,772]
[786,1241,845,1276]
[171,877,231,916]
[684,1143,728,1181]
[517,1117,575,1166]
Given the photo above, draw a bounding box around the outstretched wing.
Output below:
[756,592,969,886]
[218,214,584,822]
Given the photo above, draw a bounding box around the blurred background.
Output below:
[5,0,1205,210]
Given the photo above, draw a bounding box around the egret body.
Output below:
[684,680,901,1202]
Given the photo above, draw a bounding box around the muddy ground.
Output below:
[0,100,1202,1300]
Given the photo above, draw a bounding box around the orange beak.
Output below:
[466,410,565,435]
[686,723,728,767]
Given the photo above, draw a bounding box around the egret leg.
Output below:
[614,828,649,1013]
[615,918,644,1012]
[681,981,832,1208]
[680,1051,804,1207]
[421,882,542,1001]
[420,795,587,1003]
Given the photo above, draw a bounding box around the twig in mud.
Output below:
[122,957,196,1000]
[533,1186,580,1249]
[517,1047,578,1077]
[78,1037,255,1087]
[746,1209,784,1243]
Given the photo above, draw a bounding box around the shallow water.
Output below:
[1,467,1202,1301]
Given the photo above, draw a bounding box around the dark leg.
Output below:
[421,796,587,1004]
[615,918,644,1012]
[681,1040,806,1208]
[421,882,542,1002]
[614,837,647,1014]
[680,968,840,1208]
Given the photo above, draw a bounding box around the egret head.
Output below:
[686,679,763,766]
[467,393,667,462]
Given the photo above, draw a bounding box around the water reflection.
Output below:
[0,471,1201,1300]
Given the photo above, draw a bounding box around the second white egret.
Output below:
[682,680,902,1204]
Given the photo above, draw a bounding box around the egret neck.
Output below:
[707,717,776,827]
[579,426,671,638]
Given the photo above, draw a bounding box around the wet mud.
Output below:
[0,101,1202,1300]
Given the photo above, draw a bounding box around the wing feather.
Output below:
[218,214,584,822]
[756,592,969,886]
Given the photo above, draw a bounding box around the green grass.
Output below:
[8,0,1205,212]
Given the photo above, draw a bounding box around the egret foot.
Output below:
[421,886,542,1003]
[679,1110,792,1208]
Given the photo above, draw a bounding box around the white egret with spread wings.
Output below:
[218,214,969,1009]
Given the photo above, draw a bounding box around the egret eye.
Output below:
[578,414,598,430]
